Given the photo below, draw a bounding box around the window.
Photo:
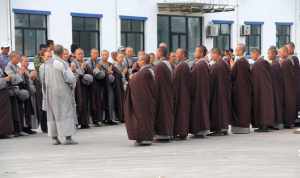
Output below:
[121,19,145,55]
[158,15,202,58]
[72,16,100,56]
[14,13,47,57]
[213,23,231,52]
[246,24,262,55]
[276,24,291,48]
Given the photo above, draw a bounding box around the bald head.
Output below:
[278,46,289,59]
[75,48,84,61]
[235,43,246,57]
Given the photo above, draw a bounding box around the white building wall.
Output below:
[0,0,11,47]
[204,0,298,56]
[4,0,300,55]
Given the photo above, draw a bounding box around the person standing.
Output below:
[209,48,232,136]
[44,44,77,145]
[173,48,192,139]
[0,43,10,71]
[251,48,275,132]
[190,46,210,137]
[231,44,252,134]
[124,54,157,146]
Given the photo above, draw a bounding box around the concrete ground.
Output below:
[0,125,300,178]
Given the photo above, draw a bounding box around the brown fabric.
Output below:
[112,66,125,122]
[231,58,252,128]
[251,59,275,128]
[281,58,297,126]
[173,61,191,137]
[190,60,210,134]
[154,62,174,137]
[210,59,232,132]
[33,79,47,132]
[0,88,14,135]
[270,60,284,126]
[124,66,156,141]
[75,67,93,127]
[291,56,300,111]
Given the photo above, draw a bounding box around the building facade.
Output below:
[0,0,299,57]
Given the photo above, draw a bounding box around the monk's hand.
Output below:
[108,66,113,74]
[70,63,76,72]
[19,67,26,75]
[230,59,235,68]
[30,71,37,80]
[96,63,101,69]
[4,75,11,81]
[81,63,87,70]
[122,68,128,75]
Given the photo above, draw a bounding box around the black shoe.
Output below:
[208,131,226,136]
[254,128,270,132]
[93,122,102,127]
[105,120,118,126]
[80,125,90,129]
[23,128,37,135]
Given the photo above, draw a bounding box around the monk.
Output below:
[190,46,210,137]
[280,46,296,128]
[124,54,157,146]
[231,44,252,134]
[154,47,174,141]
[173,48,191,139]
[251,48,275,132]
[267,46,284,129]
[209,48,232,136]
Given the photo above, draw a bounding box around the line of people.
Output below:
[124,42,300,146]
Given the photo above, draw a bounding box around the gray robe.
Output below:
[45,56,77,137]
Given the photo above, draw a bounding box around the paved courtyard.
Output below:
[0,124,300,178]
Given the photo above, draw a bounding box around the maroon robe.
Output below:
[154,61,174,137]
[251,59,275,128]
[173,60,191,138]
[74,63,93,127]
[270,60,284,126]
[190,59,210,135]
[210,59,232,132]
[124,65,156,141]
[290,56,300,116]
[281,58,297,126]
[112,66,125,122]
[0,88,14,136]
[231,58,252,128]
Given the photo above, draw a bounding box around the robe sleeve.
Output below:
[53,60,77,87]
[5,64,23,85]
[0,78,7,90]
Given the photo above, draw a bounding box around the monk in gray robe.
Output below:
[44,45,77,145]
[231,44,252,134]
[5,52,30,136]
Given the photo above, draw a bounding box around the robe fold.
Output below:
[231,58,252,130]
[173,60,192,137]
[0,77,14,136]
[251,59,275,128]
[190,59,210,135]
[270,60,284,127]
[154,61,174,137]
[281,58,297,126]
[210,59,232,132]
[112,66,125,122]
[290,56,300,115]
[73,60,92,127]
[124,65,156,141]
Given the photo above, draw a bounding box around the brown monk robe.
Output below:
[124,54,157,146]
[190,46,210,137]
[154,47,174,141]
[72,49,93,129]
[0,71,14,138]
[268,46,284,129]
[279,47,297,128]
[286,42,300,123]
[173,49,192,139]
[231,44,252,134]
[251,49,275,131]
[209,48,232,135]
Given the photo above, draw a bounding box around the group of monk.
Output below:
[124,42,300,146]
[0,40,299,146]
